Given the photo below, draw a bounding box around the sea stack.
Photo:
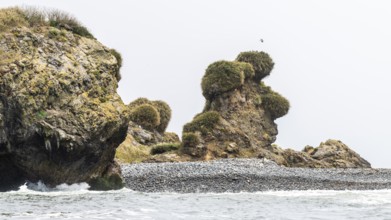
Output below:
[180,51,370,168]
[0,8,129,191]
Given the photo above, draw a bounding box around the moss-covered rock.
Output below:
[236,51,274,81]
[0,8,128,190]
[163,132,180,143]
[128,98,172,133]
[181,132,206,157]
[129,104,160,131]
[201,61,245,99]
[152,100,172,133]
[181,133,200,148]
[109,49,122,82]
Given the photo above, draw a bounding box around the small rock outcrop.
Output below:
[115,98,182,163]
[0,8,129,191]
[180,51,370,168]
[298,139,371,168]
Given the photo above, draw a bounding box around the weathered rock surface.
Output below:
[0,9,129,191]
[297,139,371,168]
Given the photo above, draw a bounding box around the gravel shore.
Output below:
[121,159,391,193]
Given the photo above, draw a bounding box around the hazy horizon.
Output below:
[1,0,390,168]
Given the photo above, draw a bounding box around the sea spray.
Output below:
[25,181,91,192]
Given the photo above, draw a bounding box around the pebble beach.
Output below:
[121,159,391,193]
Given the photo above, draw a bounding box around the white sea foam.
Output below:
[7,181,135,197]
[25,181,90,192]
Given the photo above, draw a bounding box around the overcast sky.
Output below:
[1,0,390,168]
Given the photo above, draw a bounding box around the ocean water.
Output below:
[1,183,391,220]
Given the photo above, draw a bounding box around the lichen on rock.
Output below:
[0,7,129,191]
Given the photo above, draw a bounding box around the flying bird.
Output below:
[260,39,264,43]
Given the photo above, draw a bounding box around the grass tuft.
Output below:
[236,51,274,81]
[150,142,180,155]
[201,61,245,99]
[183,111,220,135]
[0,7,95,39]
[129,104,160,131]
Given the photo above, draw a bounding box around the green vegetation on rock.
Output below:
[261,92,290,119]
[0,7,94,38]
[181,132,206,157]
[151,142,180,155]
[45,9,94,38]
[0,8,28,32]
[201,61,245,99]
[128,98,172,133]
[183,111,220,134]
[152,100,172,133]
[129,104,160,131]
[236,51,274,81]
[236,61,255,79]
[109,49,122,82]
[181,132,200,149]
[129,98,150,108]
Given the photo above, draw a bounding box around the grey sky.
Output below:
[1,0,390,167]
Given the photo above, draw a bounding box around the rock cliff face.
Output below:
[180,51,370,168]
[0,8,129,191]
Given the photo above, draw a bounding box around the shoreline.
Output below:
[121,159,391,193]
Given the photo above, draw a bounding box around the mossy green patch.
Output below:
[128,98,172,133]
[201,61,245,99]
[128,98,150,109]
[183,111,220,135]
[109,49,122,82]
[152,100,172,133]
[36,110,47,119]
[236,51,274,81]
[181,132,200,149]
[236,61,255,79]
[261,92,290,119]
